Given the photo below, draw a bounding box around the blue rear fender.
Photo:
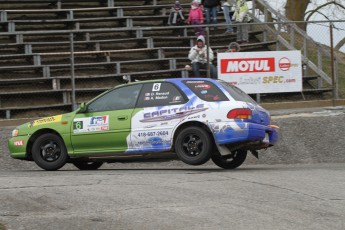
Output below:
[210,120,278,146]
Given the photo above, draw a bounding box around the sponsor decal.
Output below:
[14,140,24,146]
[172,96,182,102]
[200,90,207,94]
[195,84,211,89]
[73,115,109,133]
[140,104,207,122]
[279,57,291,71]
[221,58,275,74]
[30,115,62,127]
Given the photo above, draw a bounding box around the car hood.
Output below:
[15,111,76,136]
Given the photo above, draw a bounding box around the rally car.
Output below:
[8,78,279,171]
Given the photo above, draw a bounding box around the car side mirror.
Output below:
[79,102,87,113]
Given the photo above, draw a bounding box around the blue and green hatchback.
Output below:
[8,78,279,170]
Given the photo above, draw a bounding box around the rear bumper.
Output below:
[210,121,279,147]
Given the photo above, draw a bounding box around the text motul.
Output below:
[221,58,275,73]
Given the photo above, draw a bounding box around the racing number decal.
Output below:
[152,83,161,92]
[73,121,83,130]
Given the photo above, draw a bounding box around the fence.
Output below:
[0,2,344,119]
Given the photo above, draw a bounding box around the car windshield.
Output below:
[218,80,257,104]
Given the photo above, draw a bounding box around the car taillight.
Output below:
[227,108,252,120]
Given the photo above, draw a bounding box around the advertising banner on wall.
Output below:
[217,50,302,94]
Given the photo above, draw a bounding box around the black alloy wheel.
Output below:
[32,133,68,171]
[175,127,212,165]
[72,161,104,170]
[211,149,247,169]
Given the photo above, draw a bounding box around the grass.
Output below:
[0,223,6,230]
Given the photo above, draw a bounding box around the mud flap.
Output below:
[251,150,259,159]
[216,144,232,156]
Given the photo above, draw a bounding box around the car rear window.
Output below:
[218,81,257,104]
[183,80,229,102]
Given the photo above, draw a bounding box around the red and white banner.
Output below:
[217,51,302,94]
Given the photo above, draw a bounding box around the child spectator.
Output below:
[187,1,205,36]
[168,1,185,36]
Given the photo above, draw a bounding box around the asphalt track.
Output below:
[0,164,345,230]
[1,106,345,229]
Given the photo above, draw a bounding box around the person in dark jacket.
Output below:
[201,0,221,28]
[168,1,185,36]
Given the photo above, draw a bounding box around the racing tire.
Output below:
[72,161,104,170]
[32,133,68,171]
[175,127,213,165]
[211,149,247,169]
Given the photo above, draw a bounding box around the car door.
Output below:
[71,84,142,155]
[127,82,188,153]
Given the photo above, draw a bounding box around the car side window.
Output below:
[183,80,229,102]
[87,84,142,112]
[136,82,187,107]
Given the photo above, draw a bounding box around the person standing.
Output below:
[187,1,205,36]
[201,0,221,27]
[168,1,185,36]
[188,35,218,79]
[232,0,249,43]
[222,0,235,34]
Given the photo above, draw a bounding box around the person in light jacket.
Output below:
[188,35,218,79]
[232,0,249,43]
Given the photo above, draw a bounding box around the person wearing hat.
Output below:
[228,41,240,52]
[168,1,185,36]
[187,1,205,36]
[188,35,218,79]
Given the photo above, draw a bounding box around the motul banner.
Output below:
[217,51,302,94]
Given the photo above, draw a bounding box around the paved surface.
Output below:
[0,164,345,230]
[1,106,345,229]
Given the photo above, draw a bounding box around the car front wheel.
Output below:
[72,161,104,170]
[211,149,247,169]
[32,133,68,171]
[175,127,213,165]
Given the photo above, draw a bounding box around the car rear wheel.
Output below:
[175,127,212,165]
[72,161,104,170]
[32,133,68,171]
[211,149,247,169]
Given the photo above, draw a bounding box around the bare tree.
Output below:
[284,0,345,50]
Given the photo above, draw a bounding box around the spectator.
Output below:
[168,1,185,36]
[222,0,235,34]
[187,1,205,36]
[188,35,218,79]
[232,0,249,43]
[228,42,240,52]
[201,0,221,28]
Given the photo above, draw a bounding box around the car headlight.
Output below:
[12,129,19,137]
